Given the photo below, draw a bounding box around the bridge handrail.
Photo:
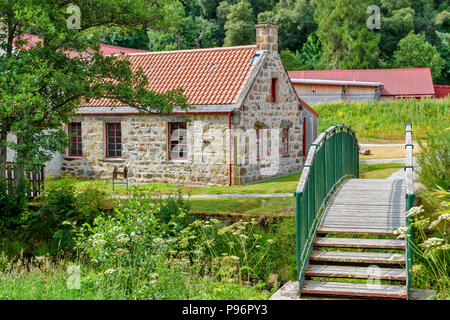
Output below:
[405,123,415,300]
[295,124,359,297]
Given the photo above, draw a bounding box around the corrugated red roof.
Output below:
[84,45,258,106]
[288,68,435,97]
[433,85,450,99]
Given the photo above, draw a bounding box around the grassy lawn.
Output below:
[359,163,404,179]
[46,172,302,196]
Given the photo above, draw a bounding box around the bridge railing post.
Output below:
[404,123,415,300]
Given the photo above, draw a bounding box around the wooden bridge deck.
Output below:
[318,179,406,236]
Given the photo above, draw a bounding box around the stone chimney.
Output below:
[255,23,278,51]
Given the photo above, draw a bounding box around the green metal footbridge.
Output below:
[295,124,415,299]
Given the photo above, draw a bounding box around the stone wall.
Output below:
[231,50,303,185]
[62,113,232,185]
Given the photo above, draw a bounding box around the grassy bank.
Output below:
[314,98,450,141]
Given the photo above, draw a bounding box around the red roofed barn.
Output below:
[13,34,151,56]
[62,24,318,185]
[288,68,436,104]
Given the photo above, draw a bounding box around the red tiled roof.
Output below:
[288,68,435,98]
[433,85,450,99]
[13,34,150,56]
[84,45,258,106]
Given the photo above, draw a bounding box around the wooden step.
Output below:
[314,237,405,249]
[310,250,406,264]
[305,265,406,281]
[317,227,396,236]
[301,280,407,299]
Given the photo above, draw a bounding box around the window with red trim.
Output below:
[271,78,277,103]
[69,122,82,157]
[106,123,122,158]
[168,122,187,160]
[281,128,289,155]
[256,129,263,159]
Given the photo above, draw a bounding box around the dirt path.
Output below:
[359,143,421,159]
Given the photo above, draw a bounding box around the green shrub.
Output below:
[158,189,193,231]
[76,183,108,225]
[0,179,28,230]
[9,177,110,255]
[25,179,78,251]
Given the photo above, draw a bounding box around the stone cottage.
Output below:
[62,24,318,185]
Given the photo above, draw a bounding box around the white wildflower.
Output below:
[109,226,123,233]
[230,255,240,261]
[389,254,404,261]
[422,237,444,248]
[115,233,130,244]
[91,233,104,240]
[428,213,450,230]
[114,248,129,257]
[406,205,424,217]
[104,268,116,275]
[393,226,409,239]
[92,239,106,247]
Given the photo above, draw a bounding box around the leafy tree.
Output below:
[299,33,322,70]
[280,33,321,70]
[224,0,256,46]
[197,0,221,19]
[314,0,380,69]
[99,28,150,50]
[380,0,412,14]
[0,0,188,185]
[280,49,305,70]
[379,7,415,63]
[393,32,445,79]
[194,16,221,48]
[258,0,316,52]
[217,1,233,24]
[434,31,449,84]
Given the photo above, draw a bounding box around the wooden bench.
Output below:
[112,166,128,191]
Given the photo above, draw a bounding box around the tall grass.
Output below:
[314,98,450,141]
